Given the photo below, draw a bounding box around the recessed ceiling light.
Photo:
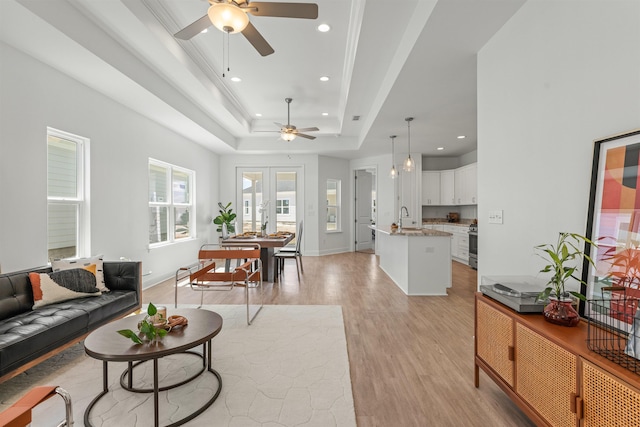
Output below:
[230,77,242,82]
[457,135,466,139]
[437,147,444,151]
[322,112,328,116]
[255,113,262,117]
[320,76,329,82]
[317,24,331,32]
[201,29,208,34]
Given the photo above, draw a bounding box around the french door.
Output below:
[236,167,303,236]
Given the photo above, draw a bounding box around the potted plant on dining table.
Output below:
[535,232,597,327]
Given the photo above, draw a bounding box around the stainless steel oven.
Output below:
[468,223,477,270]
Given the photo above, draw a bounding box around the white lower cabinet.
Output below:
[444,224,469,265]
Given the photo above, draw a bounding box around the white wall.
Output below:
[0,42,219,285]
[318,155,351,255]
[477,2,640,285]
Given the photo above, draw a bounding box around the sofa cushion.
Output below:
[29,270,101,309]
[52,255,106,292]
[68,290,139,329]
[0,305,88,377]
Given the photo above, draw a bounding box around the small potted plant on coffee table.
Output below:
[117,303,168,344]
[535,232,596,327]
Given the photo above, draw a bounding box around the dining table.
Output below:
[221,233,294,282]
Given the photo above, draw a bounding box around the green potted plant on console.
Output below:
[535,232,596,327]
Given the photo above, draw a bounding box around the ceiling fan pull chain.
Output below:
[222,30,226,78]
[227,29,231,75]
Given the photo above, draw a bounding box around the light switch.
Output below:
[489,210,504,224]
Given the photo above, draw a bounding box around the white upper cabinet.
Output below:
[468,163,477,204]
[454,163,477,205]
[421,171,440,205]
[422,163,477,206]
[440,170,456,205]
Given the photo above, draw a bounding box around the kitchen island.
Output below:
[373,226,452,296]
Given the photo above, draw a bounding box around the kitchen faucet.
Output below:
[399,206,409,230]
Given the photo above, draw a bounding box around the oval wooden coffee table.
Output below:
[83,308,223,427]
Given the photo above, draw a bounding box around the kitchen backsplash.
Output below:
[422,205,477,222]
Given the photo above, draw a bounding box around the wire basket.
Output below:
[586,289,640,375]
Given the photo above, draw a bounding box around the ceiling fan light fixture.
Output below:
[282,132,296,142]
[208,3,249,34]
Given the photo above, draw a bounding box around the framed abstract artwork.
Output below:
[580,129,640,336]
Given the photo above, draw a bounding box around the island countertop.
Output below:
[371,225,452,237]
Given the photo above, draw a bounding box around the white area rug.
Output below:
[0,305,356,427]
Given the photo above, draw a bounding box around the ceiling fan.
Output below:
[174,0,319,56]
[276,98,319,141]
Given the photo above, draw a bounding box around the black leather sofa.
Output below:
[0,261,142,383]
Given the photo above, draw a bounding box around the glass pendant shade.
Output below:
[403,156,415,172]
[403,117,415,172]
[281,132,296,142]
[389,135,397,179]
[208,3,249,34]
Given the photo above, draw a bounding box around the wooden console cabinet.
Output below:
[475,293,640,427]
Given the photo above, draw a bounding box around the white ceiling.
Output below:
[0,0,526,159]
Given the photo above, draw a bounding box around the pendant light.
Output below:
[403,117,415,172]
[389,135,398,179]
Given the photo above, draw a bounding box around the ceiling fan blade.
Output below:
[274,122,284,127]
[241,21,275,56]
[246,2,318,19]
[295,133,316,140]
[174,14,212,40]
[295,127,319,133]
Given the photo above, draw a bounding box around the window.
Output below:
[276,199,290,215]
[47,128,90,261]
[149,159,195,245]
[326,179,341,231]
[244,200,250,215]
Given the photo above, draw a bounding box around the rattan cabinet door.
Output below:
[582,361,640,427]
[516,324,578,427]
[476,299,514,386]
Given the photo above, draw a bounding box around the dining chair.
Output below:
[274,221,303,280]
[0,386,73,427]
[175,243,263,325]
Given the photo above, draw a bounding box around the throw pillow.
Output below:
[29,269,101,309]
[52,254,106,292]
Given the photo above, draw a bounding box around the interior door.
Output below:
[355,170,374,251]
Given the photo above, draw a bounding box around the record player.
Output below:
[480,275,548,313]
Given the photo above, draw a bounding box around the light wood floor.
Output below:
[143,253,536,427]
